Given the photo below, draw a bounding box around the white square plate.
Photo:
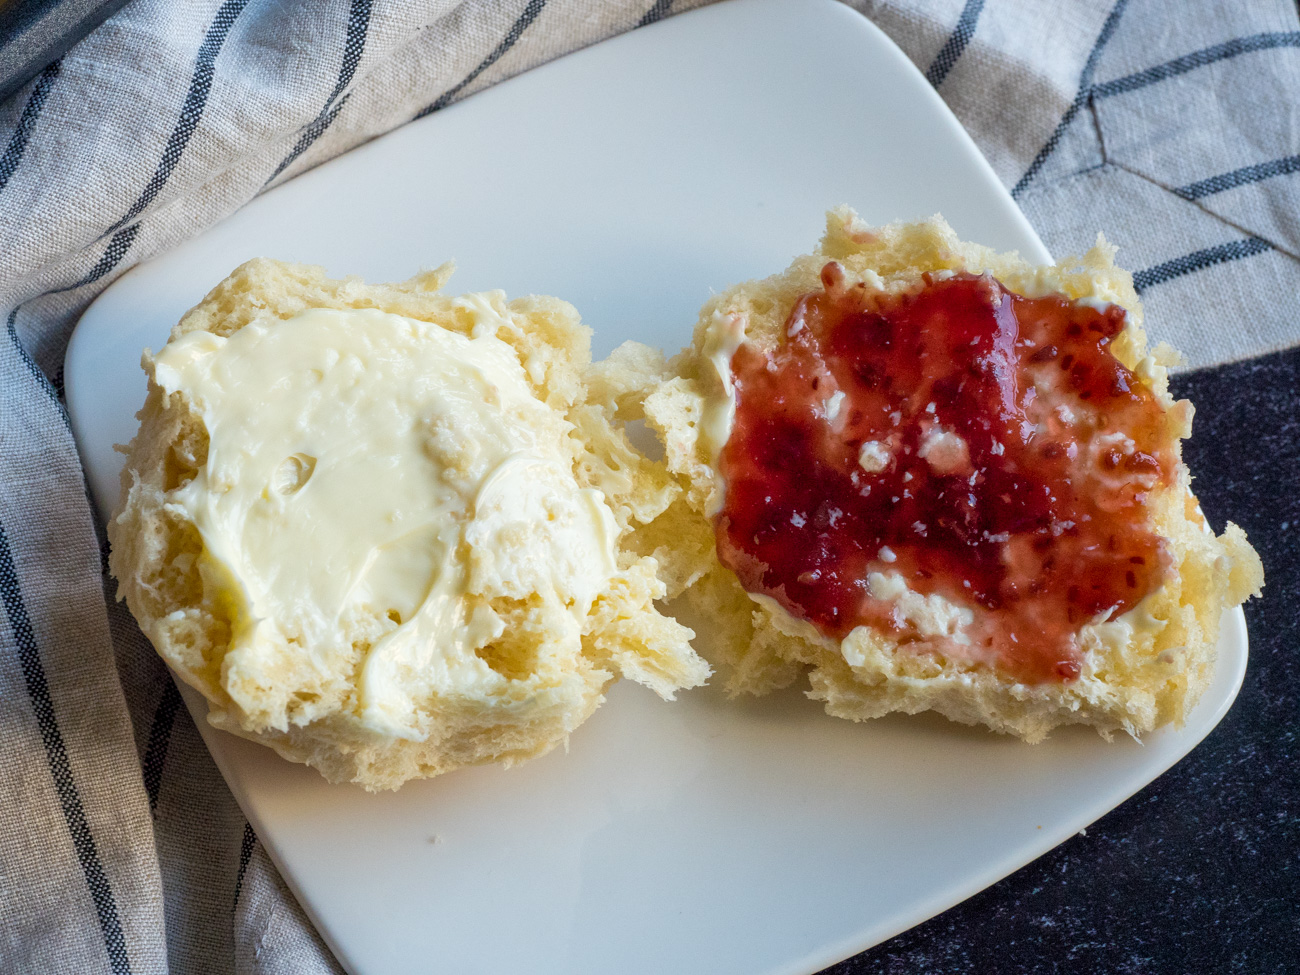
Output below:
[65,1,1248,972]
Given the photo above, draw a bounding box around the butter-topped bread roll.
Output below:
[642,208,1262,742]
[109,259,708,790]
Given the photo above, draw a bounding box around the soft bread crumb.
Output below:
[640,209,1264,742]
[109,258,708,790]
[586,340,670,420]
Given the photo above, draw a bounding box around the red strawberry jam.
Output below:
[714,264,1174,683]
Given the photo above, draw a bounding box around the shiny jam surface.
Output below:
[715,266,1175,683]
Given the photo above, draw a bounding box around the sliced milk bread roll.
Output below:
[109,259,708,790]
[643,208,1263,742]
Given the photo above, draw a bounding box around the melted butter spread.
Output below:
[152,305,619,739]
[699,310,747,516]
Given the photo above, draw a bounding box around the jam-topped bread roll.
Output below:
[109,259,707,790]
[643,208,1262,741]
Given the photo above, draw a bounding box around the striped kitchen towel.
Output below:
[1,1,1296,973]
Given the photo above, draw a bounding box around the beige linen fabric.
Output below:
[1,0,1296,971]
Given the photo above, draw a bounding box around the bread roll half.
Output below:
[109,259,708,790]
[643,208,1262,742]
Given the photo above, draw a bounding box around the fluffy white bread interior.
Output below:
[109,258,708,790]
[642,208,1263,742]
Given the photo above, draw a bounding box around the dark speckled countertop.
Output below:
[827,346,1300,975]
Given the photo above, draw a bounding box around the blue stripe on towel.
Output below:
[0,60,62,194]
[0,520,133,975]
[265,0,374,185]
[414,0,549,120]
[1132,237,1274,293]
[925,0,986,88]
